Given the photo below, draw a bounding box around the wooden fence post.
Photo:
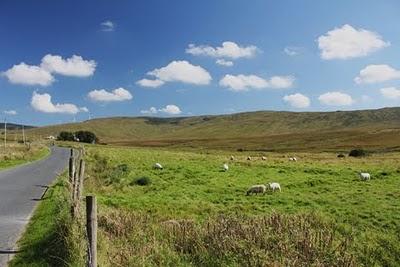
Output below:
[69,149,75,184]
[86,195,97,267]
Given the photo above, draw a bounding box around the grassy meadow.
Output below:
[79,145,400,266]
[0,142,49,170]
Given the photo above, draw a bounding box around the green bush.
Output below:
[134,176,152,186]
[57,131,75,141]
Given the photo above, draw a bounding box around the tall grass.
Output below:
[97,209,355,267]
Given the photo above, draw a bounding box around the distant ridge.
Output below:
[0,123,35,131]
[26,107,400,151]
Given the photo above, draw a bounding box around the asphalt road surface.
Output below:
[0,146,69,266]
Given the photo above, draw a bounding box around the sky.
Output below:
[1,0,400,126]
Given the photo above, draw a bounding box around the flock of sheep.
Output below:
[153,155,372,196]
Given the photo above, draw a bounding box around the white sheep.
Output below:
[359,172,370,181]
[230,155,235,161]
[261,156,267,161]
[246,184,267,195]
[223,163,229,171]
[268,182,281,192]
[289,157,297,162]
[247,156,252,161]
[154,163,163,170]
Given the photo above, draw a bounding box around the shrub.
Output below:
[57,130,98,143]
[349,149,367,157]
[337,153,346,158]
[74,131,98,144]
[57,131,75,141]
[134,176,152,186]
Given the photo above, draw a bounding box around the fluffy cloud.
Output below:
[219,74,294,91]
[380,87,400,100]
[216,59,234,67]
[4,110,17,115]
[159,104,182,115]
[2,63,54,86]
[88,87,132,102]
[141,60,211,86]
[40,54,96,77]
[101,20,115,32]
[2,54,96,86]
[136,78,165,88]
[354,64,400,84]
[31,92,83,114]
[318,24,389,60]
[283,93,310,108]
[284,46,301,56]
[141,105,182,115]
[140,107,158,115]
[80,107,89,112]
[186,41,258,59]
[318,92,353,106]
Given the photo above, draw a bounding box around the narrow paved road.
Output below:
[0,146,69,266]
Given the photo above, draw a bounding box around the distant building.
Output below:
[45,135,56,140]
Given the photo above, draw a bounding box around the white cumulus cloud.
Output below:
[216,59,234,67]
[140,105,182,116]
[2,63,54,86]
[380,87,400,100]
[136,78,165,88]
[219,74,294,91]
[318,24,389,60]
[159,104,182,115]
[88,87,132,102]
[4,110,17,115]
[186,41,258,59]
[31,92,83,114]
[354,64,400,84]
[140,107,158,115]
[41,54,96,77]
[142,60,211,86]
[283,93,310,108]
[101,20,115,32]
[318,92,353,106]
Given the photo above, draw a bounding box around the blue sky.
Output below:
[1,0,400,126]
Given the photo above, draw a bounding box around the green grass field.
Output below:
[82,145,400,266]
[10,145,400,266]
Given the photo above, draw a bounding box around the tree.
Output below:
[57,131,75,141]
[74,131,97,144]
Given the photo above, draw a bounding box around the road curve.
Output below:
[0,146,70,266]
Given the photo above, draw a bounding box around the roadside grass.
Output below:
[82,145,400,266]
[8,175,85,267]
[0,143,49,170]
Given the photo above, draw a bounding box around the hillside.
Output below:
[0,123,35,131]
[26,107,400,151]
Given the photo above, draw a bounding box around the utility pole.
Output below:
[22,125,26,145]
[4,118,6,149]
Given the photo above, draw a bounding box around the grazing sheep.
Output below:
[223,163,229,171]
[268,182,281,192]
[289,157,297,162]
[261,156,267,161]
[246,184,267,195]
[230,155,235,161]
[154,163,163,170]
[247,156,252,161]
[359,172,371,181]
